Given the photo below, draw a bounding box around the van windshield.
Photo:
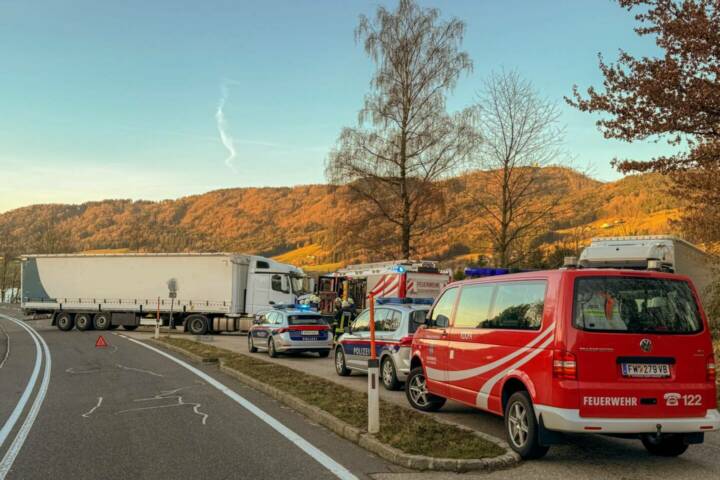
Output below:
[573,277,703,334]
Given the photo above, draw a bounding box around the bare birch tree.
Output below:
[472,70,565,267]
[326,0,479,259]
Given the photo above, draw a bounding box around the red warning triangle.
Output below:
[95,335,108,348]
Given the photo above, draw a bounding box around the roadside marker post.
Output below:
[154,297,160,340]
[367,294,380,434]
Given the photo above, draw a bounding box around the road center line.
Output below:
[118,334,358,480]
[0,314,52,480]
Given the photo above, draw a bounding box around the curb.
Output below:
[216,359,519,472]
[147,338,519,472]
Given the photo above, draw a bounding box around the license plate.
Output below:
[621,363,671,378]
[301,330,317,336]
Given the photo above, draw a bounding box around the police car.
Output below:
[334,298,431,390]
[248,306,333,358]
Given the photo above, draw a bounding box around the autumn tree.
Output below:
[471,70,565,268]
[326,0,479,259]
[567,0,720,243]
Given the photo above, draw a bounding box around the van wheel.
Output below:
[93,313,111,330]
[505,391,549,459]
[187,315,209,335]
[335,347,351,376]
[268,337,278,358]
[641,434,689,457]
[75,313,93,331]
[381,357,401,390]
[405,367,446,412]
[56,312,74,331]
[122,325,138,331]
[248,335,258,353]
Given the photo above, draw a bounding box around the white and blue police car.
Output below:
[248,305,333,358]
[334,298,431,390]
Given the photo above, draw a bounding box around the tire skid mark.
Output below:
[116,387,208,425]
[115,364,163,377]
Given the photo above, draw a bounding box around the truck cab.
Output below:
[245,256,310,315]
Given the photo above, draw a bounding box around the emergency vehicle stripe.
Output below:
[476,332,555,410]
[381,277,400,297]
[425,322,556,382]
[406,281,415,293]
[369,275,390,296]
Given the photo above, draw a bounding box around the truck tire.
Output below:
[56,312,74,331]
[641,434,689,457]
[93,313,112,330]
[122,325,138,331]
[187,314,209,335]
[75,313,93,331]
[405,366,446,412]
[504,391,549,459]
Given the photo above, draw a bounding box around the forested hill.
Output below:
[0,168,680,270]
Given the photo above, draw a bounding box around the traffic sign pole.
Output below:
[367,294,380,434]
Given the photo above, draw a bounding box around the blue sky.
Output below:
[0,0,673,212]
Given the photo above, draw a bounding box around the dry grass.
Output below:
[159,337,504,460]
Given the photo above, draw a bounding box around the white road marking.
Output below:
[0,314,51,479]
[115,364,163,377]
[82,397,103,418]
[0,323,9,370]
[66,366,101,375]
[118,334,358,480]
[0,316,41,451]
[117,387,208,425]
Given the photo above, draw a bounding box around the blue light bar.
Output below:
[375,297,434,305]
[464,267,510,278]
[272,303,317,311]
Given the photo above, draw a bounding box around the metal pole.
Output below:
[154,296,160,339]
[367,294,379,434]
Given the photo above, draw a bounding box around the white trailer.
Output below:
[578,235,717,306]
[20,253,309,334]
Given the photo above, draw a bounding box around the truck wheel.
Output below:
[93,313,111,330]
[248,335,258,353]
[75,313,93,331]
[405,367,446,412]
[56,312,74,331]
[505,391,549,459]
[268,337,278,358]
[187,315,209,335]
[641,434,689,457]
[122,325,138,331]
[381,357,401,390]
[334,347,351,376]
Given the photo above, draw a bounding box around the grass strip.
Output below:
[158,336,504,459]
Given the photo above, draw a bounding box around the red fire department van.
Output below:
[406,268,719,458]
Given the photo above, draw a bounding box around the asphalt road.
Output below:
[151,328,720,480]
[0,308,397,480]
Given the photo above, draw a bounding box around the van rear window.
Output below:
[573,277,703,334]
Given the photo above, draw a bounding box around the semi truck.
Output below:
[578,235,717,305]
[20,253,310,334]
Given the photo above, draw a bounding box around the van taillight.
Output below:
[553,351,577,379]
[398,335,413,347]
[708,355,717,382]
